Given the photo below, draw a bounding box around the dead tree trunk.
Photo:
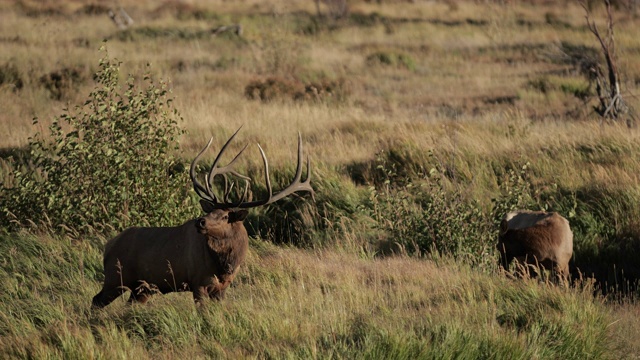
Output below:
[582,0,635,125]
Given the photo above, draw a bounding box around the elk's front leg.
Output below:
[207,276,234,300]
[208,286,227,300]
[192,286,209,305]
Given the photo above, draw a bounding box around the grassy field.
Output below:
[2,0,640,358]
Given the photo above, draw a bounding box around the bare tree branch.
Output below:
[581,0,634,124]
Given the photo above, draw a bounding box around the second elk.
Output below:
[497,210,573,281]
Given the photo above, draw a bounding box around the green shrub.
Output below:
[347,142,431,188]
[361,156,538,266]
[366,51,416,71]
[350,12,382,27]
[293,79,350,103]
[490,162,538,224]
[560,82,591,100]
[112,26,244,43]
[367,175,492,264]
[1,46,190,233]
[555,186,640,292]
[245,166,363,248]
[552,42,599,78]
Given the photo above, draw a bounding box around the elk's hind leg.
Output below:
[127,291,151,304]
[128,281,155,304]
[92,286,127,308]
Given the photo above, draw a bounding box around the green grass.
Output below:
[0,232,623,358]
[2,0,640,357]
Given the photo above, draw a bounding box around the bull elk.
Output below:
[497,210,573,281]
[92,128,313,308]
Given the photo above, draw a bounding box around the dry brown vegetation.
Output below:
[1,0,637,152]
[2,0,640,357]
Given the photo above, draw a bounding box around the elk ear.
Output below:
[200,199,216,214]
[228,210,248,223]
[499,219,509,236]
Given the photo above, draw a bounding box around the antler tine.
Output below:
[226,181,235,203]
[190,137,216,202]
[222,174,231,203]
[234,132,314,209]
[304,156,315,201]
[207,142,251,183]
[260,132,314,204]
[229,180,251,207]
[193,127,253,208]
[202,136,251,206]
[257,143,272,199]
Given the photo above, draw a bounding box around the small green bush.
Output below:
[361,156,538,266]
[560,82,591,100]
[1,46,190,233]
[366,51,416,71]
[490,162,538,224]
[366,169,493,265]
[112,25,245,44]
[294,79,350,103]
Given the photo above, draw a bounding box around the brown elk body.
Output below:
[92,129,313,308]
[497,210,573,279]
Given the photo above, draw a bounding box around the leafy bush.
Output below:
[366,167,493,265]
[360,153,538,266]
[347,142,431,188]
[293,79,350,103]
[1,46,191,233]
[490,162,538,224]
[112,26,244,43]
[555,185,640,293]
[75,3,110,16]
[552,41,599,78]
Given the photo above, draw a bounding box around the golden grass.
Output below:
[2,0,638,154]
[2,0,640,355]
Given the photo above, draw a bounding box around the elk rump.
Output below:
[497,210,573,279]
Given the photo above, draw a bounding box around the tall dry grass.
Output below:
[2,0,640,357]
[0,232,624,358]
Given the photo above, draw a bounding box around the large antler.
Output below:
[190,127,314,210]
